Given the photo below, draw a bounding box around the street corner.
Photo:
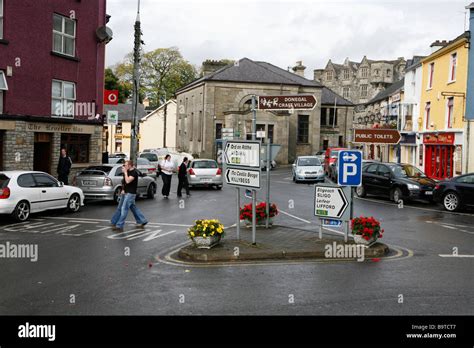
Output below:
[164,225,393,266]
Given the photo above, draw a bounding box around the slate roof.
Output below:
[321,87,354,106]
[367,78,405,105]
[405,56,426,72]
[103,103,147,122]
[176,58,322,93]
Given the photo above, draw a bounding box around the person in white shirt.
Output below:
[159,154,175,198]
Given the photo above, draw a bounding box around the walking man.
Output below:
[177,157,191,198]
[111,160,148,232]
[160,154,175,199]
[57,148,72,185]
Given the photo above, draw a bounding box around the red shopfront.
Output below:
[423,133,455,180]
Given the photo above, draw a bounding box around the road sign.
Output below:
[225,168,261,189]
[107,110,118,125]
[224,140,260,168]
[314,185,349,220]
[258,95,317,111]
[321,219,343,227]
[353,129,401,144]
[256,130,266,138]
[337,150,363,187]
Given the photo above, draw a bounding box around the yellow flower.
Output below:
[210,225,214,230]
[203,234,206,238]
[190,232,195,237]
[217,228,223,233]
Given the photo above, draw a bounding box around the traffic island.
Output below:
[175,225,390,263]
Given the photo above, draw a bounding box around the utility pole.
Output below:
[130,0,142,165]
[163,94,167,148]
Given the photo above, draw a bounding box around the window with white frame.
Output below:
[449,53,457,82]
[52,80,76,118]
[425,102,431,129]
[446,97,454,128]
[0,0,4,40]
[343,70,350,80]
[361,67,368,78]
[53,14,76,56]
[428,63,434,89]
[343,87,350,99]
[360,85,368,97]
[0,71,7,114]
[326,70,333,81]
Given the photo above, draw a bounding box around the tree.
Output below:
[104,68,132,104]
[113,47,198,109]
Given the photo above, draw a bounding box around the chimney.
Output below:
[430,40,448,53]
[201,59,232,77]
[314,69,324,82]
[292,61,306,78]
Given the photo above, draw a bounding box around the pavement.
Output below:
[0,167,473,315]
[176,225,389,263]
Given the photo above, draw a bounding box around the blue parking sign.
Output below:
[337,150,362,187]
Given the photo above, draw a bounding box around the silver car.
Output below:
[73,165,157,204]
[292,156,325,183]
[187,159,223,190]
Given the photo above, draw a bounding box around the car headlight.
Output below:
[407,183,420,190]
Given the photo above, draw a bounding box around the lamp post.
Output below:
[130,0,142,165]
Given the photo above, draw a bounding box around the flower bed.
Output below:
[240,202,278,224]
[351,216,384,244]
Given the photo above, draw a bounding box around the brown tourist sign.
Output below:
[353,129,401,144]
[258,95,317,111]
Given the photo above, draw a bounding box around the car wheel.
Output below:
[147,184,156,199]
[113,187,122,205]
[216,185,223,190]
[392,187,403,203]
[67,194,81,213]
[12,200,30,222]
[443,192,460,212]
[355,185,366,198]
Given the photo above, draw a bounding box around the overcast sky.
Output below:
[105,0,468,78]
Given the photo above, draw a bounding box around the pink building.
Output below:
[0,0,111,177]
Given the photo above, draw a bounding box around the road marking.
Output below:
[278,210,311,224]
[425,221,474,235]
[439,254,474,258]
[45,216,191,227]
[356,197,474,217]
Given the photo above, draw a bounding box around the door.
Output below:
[33,133,52,174]
[363,164,379,194]
[375,164,392,196]
[33,173,68,210]
[16,173,42,213]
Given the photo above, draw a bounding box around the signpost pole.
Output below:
[265,141,271,229]
[236,187,240,240]
[251,96,257,244]
[319,222,322,240]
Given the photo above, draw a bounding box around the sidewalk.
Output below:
[177,224,389,263]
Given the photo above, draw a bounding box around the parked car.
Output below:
[109,152,128,159]
[108,157,125,165]
[139,152,160,169]
[355,162,436,202]
[0,171,84,222]
[323,147,348,175]
[433,173,474,211]
[136,158,158,180]
[330,158,379,183]
[73,165,157,204]
[292,156,325,183]
[187,159,223,189]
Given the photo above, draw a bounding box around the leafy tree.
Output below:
[104,68,131,104]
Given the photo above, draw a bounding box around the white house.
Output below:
[139,100,177,152]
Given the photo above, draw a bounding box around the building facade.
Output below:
[419,33,468,180]
[175,58,334,164]
[314,56,406,105]
[139,100,177,152]
[0,0,110,181]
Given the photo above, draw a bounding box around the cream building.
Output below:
[139,100,177,152]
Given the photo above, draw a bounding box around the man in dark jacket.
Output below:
[57,148,72,185]
[177,157,190,197]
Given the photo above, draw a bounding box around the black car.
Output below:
[355,162,436,202]
[433,173,474,211]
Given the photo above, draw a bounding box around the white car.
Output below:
[0,171,85,222]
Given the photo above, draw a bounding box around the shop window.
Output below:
[61,134,90,164]
[53,13,76,57]
[297,115,309,143]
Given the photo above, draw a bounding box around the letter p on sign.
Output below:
[337,150,362,187]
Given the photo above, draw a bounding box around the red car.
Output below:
[323,147,348,175]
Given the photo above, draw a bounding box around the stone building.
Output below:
[175,58,352,165]
[314,56,407,105]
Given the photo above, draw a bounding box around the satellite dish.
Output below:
[96,26,113,44]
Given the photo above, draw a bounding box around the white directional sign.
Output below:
[107,110,119,125]
[225,168,261,189]
[314,185,349,219]
[224,140,260,168]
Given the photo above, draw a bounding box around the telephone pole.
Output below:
[130,0,142,164]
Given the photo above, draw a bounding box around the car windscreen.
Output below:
[298,158,321,166]
[330,150,340,157]
[391,164,427,178]
[138,158,150,165]
[140,153,158,162]
[0,174,10,188]
[192,161,217,169]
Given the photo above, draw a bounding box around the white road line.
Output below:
[439,254,474,258]
[356,197,474,217]
[278,210,311,224]
[426,221,474,235]
[45,216,191,227]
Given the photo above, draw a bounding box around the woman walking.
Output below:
[160,154,175,199]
